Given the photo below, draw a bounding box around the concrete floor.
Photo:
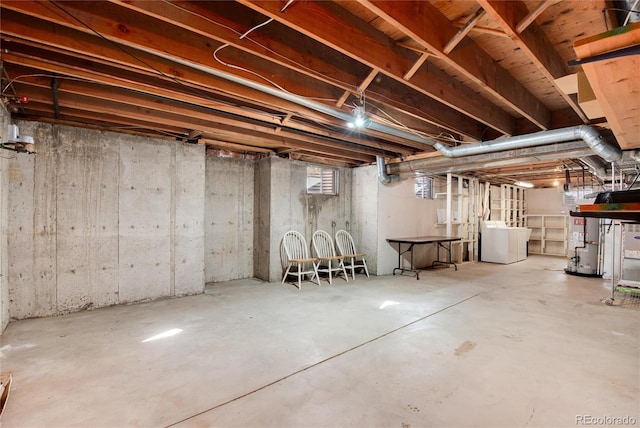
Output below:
[1,256,638,428]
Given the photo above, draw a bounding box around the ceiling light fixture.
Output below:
[347,91,367,129]
[514,180,534,188]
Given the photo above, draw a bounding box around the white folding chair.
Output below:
[312,230,349,285]
[282,231,319,289]
[335,229,370,280]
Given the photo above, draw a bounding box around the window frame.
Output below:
[414,176,434,199]
[306,166,339,195]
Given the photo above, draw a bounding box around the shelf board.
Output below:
[435,192,465,198]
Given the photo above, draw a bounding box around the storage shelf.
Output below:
[434,174,479,263]
[489,184,526,227]
[525,214,569,257]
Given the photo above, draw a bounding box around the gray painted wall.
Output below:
[205,157,254,283]
[526,188,567,214]
[7,122,205,320]
[376,174,439,275]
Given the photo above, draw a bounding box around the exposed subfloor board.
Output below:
[0,256,638,427]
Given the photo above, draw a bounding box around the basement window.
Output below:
[307,166,338,195]
[415,176,433,199]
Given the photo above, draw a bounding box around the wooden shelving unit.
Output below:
[490,184,526,227]
[434,173,480,263]
[525,214,569,256]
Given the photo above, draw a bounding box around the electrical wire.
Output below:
[209,0,338,103]
[41,0,451,152]
[368,102,465,145]
[213,43,290,93]
[162,0,353,95]
[1,73,95,95]
[44,1,307,123]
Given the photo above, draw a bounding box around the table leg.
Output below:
[393,243,420,279]
[431,242,458,271]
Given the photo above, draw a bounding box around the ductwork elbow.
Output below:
[377,156,399,185]
[432,125,621,163]
[433,142,454,157]
[575,125,622,162]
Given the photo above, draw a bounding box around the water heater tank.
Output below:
[565,216,601,277]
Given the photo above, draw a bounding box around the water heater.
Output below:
[565,216,601,277]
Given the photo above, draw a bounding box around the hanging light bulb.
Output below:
[353,105,366,128]
[347,91,367,129]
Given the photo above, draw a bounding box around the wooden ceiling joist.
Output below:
[356,0,551,131]
[238,0,517,135]
[477,0,590,124]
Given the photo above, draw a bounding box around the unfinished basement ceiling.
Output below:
[1,1,638,188]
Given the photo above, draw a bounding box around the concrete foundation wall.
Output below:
[205,157,254,283]
[253,158,271,281]
[260,157,353,283]
[8,122,205,320]
[0,107,9,333]
[351,165,379,275]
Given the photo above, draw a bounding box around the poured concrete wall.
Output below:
[8,122,205,320]
[351,164,379,275]
[205,157,254,283]
[0,107,9,332]
[256,157,353,283]
[253,158,271,281]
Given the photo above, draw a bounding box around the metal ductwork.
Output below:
[580,156,608,180]
[144,47,623,179]
[386,141,594,176]
[146,48,621,160]
[377,156,398,184]
[432,126,621,163]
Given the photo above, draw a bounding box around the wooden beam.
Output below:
[1,2,491,141]
[357,0,550,131]
[444,8,485,54]
[0,12,339,126]
[477,0,589,124]
[451,21,509,38]
[199,138,274,154]
[357,68,379,92]
[111,0,363,93]
[1,2,341,111]
[238,0,516,135]
[574,22,640,149]
[403,53,429,80]
[516,0,560,34]
[17,77,402,159]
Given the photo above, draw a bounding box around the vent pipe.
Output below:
[580,156,608,179]
[377,156,398,184]
[432,126,621,162]
[144,49,621,167]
